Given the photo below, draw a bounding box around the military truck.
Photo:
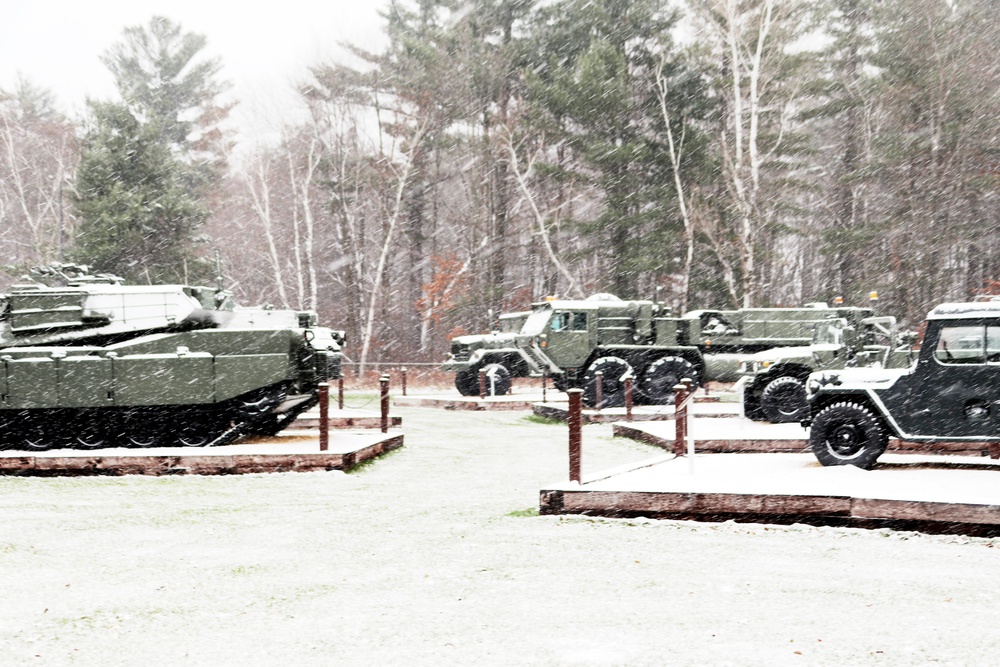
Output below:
[803,299,1000,469]
[0,266,344,451]
[443,294,875,407]
[740,314,916,423]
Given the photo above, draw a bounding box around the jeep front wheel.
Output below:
[759,376,809,423]
[809,402,888,469]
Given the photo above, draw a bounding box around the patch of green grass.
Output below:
[522,414,564,426]
[506,507,539,518]
[346,446,402,474]
[231,564,263,576]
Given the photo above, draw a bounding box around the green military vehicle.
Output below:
[804,299,1000,468]
[443,294,875,407]
[740,314,917,423]
[0,266,344,450]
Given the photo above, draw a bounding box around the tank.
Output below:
[0,266,344,451]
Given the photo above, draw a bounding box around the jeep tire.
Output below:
[809,402,889,469]
[759,376,809,423]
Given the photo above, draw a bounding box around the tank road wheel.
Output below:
[481,363,512,396]
[455,369,480,396]
[20,423,51,452]
[123,413,162,448]
[759,376,809,423]
[74,420,108,450]
[583,357,634,408]
[639,356,697,405]
[809,402,889,469]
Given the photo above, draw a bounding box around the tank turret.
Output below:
[0,268,344,451]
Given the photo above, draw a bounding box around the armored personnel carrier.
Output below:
[443,294,869,407]
[0,267,343,451]
[804,299,1000,468]
[739,313,916,423]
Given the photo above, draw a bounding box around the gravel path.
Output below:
[0,403,997,666]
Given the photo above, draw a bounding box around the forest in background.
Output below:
[2,0,1000,369]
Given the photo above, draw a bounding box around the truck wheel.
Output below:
[809,402,888,469]
[455,370,480,396]
[583,357,633,408]
[639,356,697,404]
[481,363,512,396]
[759,376,809,423]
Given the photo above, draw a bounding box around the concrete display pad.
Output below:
[539,450,1000,534]
[533,398,741,424]
[292,406,402,429]
[613,418,1000,457]
[0,430,404,476]
[393,391,559,411]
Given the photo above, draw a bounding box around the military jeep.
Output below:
[740,314,915,423]
[803,300,1000,468]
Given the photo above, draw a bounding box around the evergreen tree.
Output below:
[525,0,695,298]
[72,17,230,283]
[101,15,233,183]
[72,102,206,283]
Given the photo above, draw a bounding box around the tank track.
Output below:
[0,382,317,452]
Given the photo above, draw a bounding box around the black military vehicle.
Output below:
[804,300,1000,468]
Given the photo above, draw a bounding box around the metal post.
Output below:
[568,388,583,483]
[625,376,633,421]
[380,374,390,434]
[401,367,408,397]
[673,382,687,456]
[318,382,329,452]
[682,377,695,463]
[594,370,604,411]
[542,375,547,403]
[338,376,344,410]
[479,368,487,400]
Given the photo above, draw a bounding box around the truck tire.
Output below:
[455,369,480,396]
[809,402,888,469]
[639,356,697,404]
[583,356,633,408]
[481,363,512,396]
[759,376,809,423]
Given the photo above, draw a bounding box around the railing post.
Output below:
[318,382,329,452]
[542,375,547,403]
[673,382,688,456]
[624,376,633,421]
[567,388,583,483]
[594,370,604,411]
[401,367,408,397]
[380,374,390,434]
[682,377,695,459]
[479,368,487,400]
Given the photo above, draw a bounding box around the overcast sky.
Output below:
[0,1,389,149]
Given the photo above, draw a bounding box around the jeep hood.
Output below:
[809,366,910,389]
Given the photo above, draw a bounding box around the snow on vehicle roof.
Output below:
[927,301,1000,320]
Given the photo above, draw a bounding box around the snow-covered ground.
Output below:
[0,402,997,665]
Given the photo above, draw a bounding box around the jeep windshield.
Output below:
[521,306,553,336]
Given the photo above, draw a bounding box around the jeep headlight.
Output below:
[806,377,822,397]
